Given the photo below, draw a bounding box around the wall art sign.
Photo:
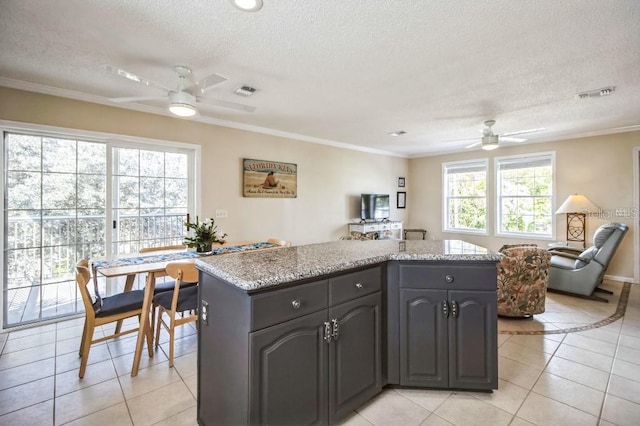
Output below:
[242,158,298,198]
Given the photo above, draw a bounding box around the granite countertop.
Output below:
[196,239,502,292]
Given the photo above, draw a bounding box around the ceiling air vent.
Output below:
[234,86,257,97]
[577,86,615,99]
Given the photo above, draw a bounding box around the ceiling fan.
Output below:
[459,120,546,150]
[105,65,256,117]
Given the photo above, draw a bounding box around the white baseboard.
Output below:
[604,274,637,284]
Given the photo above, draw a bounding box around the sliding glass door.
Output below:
[111,147,189,254]
[2,132,194,328]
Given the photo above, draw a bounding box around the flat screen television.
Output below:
[360,193,390,221]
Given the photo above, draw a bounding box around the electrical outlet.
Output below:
[215,209,228,218]
[201,300,209,325]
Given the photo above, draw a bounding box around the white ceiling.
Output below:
[1,0,639,157]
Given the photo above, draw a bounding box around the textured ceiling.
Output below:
[1,0,639,157]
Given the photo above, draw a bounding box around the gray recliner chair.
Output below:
[548,222,628,302]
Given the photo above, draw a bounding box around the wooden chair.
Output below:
[154,260,199,367]
[139,244,196,339]
[267,238,293,247]
[76,259,152,378]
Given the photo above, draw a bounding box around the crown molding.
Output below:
[0,77,407,158]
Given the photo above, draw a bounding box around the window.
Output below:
[2,130,196,328]
[443,159,488,233]
[496,153,554,237]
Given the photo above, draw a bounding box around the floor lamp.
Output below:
[555,194,600,248]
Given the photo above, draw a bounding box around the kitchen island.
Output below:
[196,240,502,426]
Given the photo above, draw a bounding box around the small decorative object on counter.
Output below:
[184,216,227,253]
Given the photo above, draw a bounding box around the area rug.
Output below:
[498,281,631,335]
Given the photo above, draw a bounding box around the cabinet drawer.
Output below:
[329,266,381,306]
[251,280,328,331]
[398,263,496,291]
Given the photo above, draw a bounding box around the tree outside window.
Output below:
[443,160,488,233]
[496,153,554,237]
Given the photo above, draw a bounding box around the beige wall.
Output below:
[408,131,640,280]
[1,87,637,279]
[0,87,409,245]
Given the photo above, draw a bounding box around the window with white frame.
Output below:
[443,159,488,233]
[2,130,196,329]
[496,153,554,237]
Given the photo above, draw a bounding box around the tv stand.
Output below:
[348,221,403,240]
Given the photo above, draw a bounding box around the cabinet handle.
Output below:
[445,274,454,283]
[355,282,363,289]
[323,322,332,343]
[291,300,301,310]
[442,300,449,318]
[451,301,459,318]
[331,319,339,341]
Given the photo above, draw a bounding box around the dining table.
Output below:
[91,240,281,376]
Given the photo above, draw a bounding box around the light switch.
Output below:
[201,300,209,325]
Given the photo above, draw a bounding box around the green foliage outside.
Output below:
[499,166,552,235]
[4,133,191,326]
[447,169,487,231]
[446,163,552,235]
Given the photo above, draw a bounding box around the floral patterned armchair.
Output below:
[340,231,381,240]
[497,244,551,317]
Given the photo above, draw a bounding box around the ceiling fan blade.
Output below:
[199,97,255,112]
[503,127,546,137]
[444,137,480,143]
[110,96,166,103]
[500,136,526,143]
[465,141,481,149]
[104,65,171,92]
[191,73,228,95]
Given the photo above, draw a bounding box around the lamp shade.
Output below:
[555,194,600,214]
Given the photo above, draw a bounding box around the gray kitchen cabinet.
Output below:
[396,262,498,390]
[249,291,381,425]
[198,265,382,426]
[249,309,329,425]
[328,292,381,421]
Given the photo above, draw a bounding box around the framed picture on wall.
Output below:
[242,158,298,198]
[397,191,406,209]
[398,177,405,187]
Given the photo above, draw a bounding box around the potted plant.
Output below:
[183,216,227,253]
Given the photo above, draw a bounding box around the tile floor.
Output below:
[0,281,639,425]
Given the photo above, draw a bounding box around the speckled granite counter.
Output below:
[196,239,501,291]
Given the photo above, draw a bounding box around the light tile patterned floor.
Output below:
[0,282,639,425]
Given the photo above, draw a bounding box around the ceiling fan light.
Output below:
[169,103,197,117]
[481,135,499,150]
[230,0,263,12]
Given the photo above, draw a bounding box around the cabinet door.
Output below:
[448,290,497,390]
[399,289,448,388]
[329,292,382,423]
[249,309,329,426]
